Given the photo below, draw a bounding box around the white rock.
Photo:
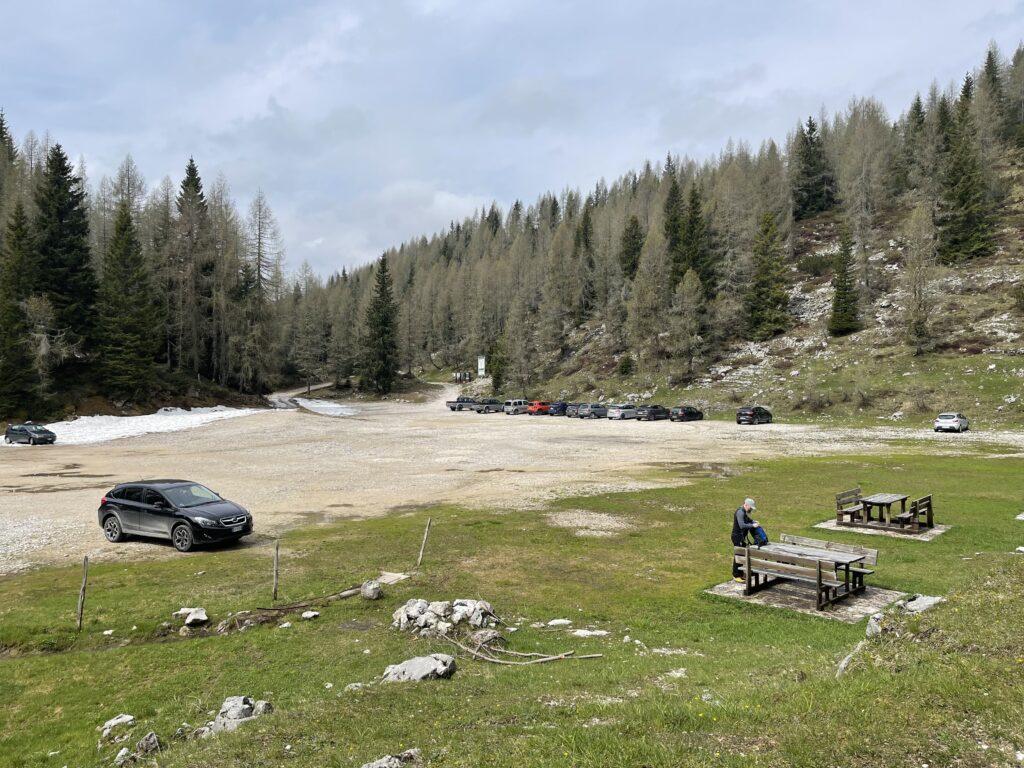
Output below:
[345,682,366,691]
[360,748,423,768]
[113,747,132,766]
[902,595,946,614]
[1015,546,1024,554]
[99,714,135,739]
[103,629,114,636]
[382,654,457,683]
[324,682,333,689]
[865,613,885,638]
[547,619,572,627]
[361,580,383,600]
[427,601,452,618]
[184,608,208,627]
[569,629,609,638]
[172,607,196,618]
[301,611,319,620]
[278,622,292,629]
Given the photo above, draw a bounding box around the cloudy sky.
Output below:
[2,1,1021,275]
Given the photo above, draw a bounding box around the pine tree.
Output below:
[362,255,399,394]
[746,213,790,340]
[97,203,156,398]
[33,143,96,349]
[827,227,861,336]
[680,183,715,295]
[619,214,644,280]
[791,117,838,220]
[0,202,36,415]
[173,157,212,373]
[938,76,995,263]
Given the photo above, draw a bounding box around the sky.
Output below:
[1,1,1021,276]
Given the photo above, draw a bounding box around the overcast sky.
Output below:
[1,1,1021,275]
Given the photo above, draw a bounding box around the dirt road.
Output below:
[2,386,1019,574]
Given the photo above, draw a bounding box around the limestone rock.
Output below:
[360,748,423,768]
[184,608,209,626]
[301,610,320,620]
[836,640,867,677]
[902,595,945,614]
[382,654,457,683]
[219,696,254,721]
[361,580,384,600]
[135,731,162,754]
[865,613,885,638]
[99,714,135,740]
[113,747,134,766]
[253,700,274,717]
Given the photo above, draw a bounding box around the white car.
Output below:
[934,412,969,433]
[607,404,638,420]
[503,399,528,415]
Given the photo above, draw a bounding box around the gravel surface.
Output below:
[2,385,1022,574]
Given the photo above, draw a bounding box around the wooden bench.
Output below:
[895,495,934,532]
[733,546,849,610]
[836,487,864,524]
[779,534,878,590]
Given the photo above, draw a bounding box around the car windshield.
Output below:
[938,413,957,419]
[163,483,221,508]
[26,425,50,433]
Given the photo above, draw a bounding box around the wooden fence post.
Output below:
[76,556,89,632]
[272,540,280,601]
[416,517,432,568]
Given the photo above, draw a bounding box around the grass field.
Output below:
[2,451,1023,767]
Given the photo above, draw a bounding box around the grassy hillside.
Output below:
[2,450,1023,766]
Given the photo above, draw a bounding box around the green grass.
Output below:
[2,452,1023,766]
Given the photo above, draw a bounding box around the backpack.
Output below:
[749,526,769,547]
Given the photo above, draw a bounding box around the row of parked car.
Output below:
[448,396,778,424]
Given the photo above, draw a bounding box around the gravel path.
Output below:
[2,386,1021,574]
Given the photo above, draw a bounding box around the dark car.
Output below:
[736,406,772,425]
[4,423,57,445]
[548,402,568,416]
[97,479,253,552]
[471,398,503,413]
[636,404,670,421]
[670,406,704,422]
[565,404,581,418]
[577,403,608,419]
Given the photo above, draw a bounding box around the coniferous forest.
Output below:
[0,43,1022,417]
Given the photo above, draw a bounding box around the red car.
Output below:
[527,400,551,415]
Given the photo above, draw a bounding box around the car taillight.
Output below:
[100,497,107,505]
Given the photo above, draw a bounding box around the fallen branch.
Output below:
[443,635,602,666]
[256,586,361,612]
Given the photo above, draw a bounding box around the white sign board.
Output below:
[477,355,486,377]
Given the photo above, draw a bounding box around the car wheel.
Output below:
[103,515,126,543]
[3,436,10,444]
[172,524,195,552]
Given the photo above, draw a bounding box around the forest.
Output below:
[0,42,1022,417]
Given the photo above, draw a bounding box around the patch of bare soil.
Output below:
[545,510,635,537]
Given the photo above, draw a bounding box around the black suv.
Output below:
[636,404,670,421]
[736,406,772,425]
[5,423,57,445]
[670,405,704,422]
[97,480,253,552]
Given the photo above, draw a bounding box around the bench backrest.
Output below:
[779,533,878,565]
[733,546,831,571]
[836,487,862,508]
[911,495,932,515]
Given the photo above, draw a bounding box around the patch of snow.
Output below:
[294,398,359,417]
[547,619,572,627]
[25,406,262,446]
[569,629,609,638]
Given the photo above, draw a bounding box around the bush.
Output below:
[617,355,635,375]
[1013,284,1024,313]
[798,252,834,277]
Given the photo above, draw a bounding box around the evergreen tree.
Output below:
[746,213,789,340]
[628,226,671,365]
[679,183,715,295]
[938,76,995,263]
[33,143,96,349]
[791,117,838,220]
[0,202,36,415]
[663,165,686,282]
[172,157,212,373]
[362,254,399,394]
[97,203,156,398]
[827,227,861,336]
[618,214,644,280]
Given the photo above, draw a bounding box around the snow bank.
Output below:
[294,398,359,417]
[31,406,262,446]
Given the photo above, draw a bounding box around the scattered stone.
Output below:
[547,619,572,627]
[103,629,114,636]
[382,654,457,683]
[135,732,161,755]
[99,714,135,740]
[172,607,196,618]
[865,613,885,638]
[278,622,292,629]
[902,595,945,614]
[392,598,496,635]
[361,580,384,600]
[345,682,367,692]
[301,610,320,620]
[324,682,334,689]
[253,700,273,717]
[178,626,193,637]
[198,696,273,736]
[113,747,134,766]
[1015,546,1024,554]
[191,726,211,740]
[569,629,608,638]
[360,748,423,768]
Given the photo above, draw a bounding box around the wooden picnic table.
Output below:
[761,542,868,590]
[860,492,909,527]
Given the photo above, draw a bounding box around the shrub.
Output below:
[1013,284,1024,313]
[798,252,834,277]
[617,355,635,375]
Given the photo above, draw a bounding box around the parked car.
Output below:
[736,406,772,424]
[503,399,529,415]
[97,479,253,552]
[446,396,477,411]
[527,400,551,415]
[607,404,638,420]
[577,403,608,419]
[471,398,503,413]
[565,403,581,418]
[934,412,969,433]
[636,404,670,421]
[548,402,568,416]
[670,405,704,422]
[4,423,57,445]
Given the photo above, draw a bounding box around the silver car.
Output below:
[934,412,969,433]
[577,403,608,419]
[606,404,638,420]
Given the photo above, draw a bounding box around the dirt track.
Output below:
[2,386,1020,574]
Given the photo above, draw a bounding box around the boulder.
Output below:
[903,595,945,614]
[426,601,452,618]
[865,613,885,638]
[301,610,320,620]
[113,747,134,766]
[184,608,209,626]
[361,580,384,600]
[360,748,423,768]
[99,714,135,740]
[219,696,254,721]
[382,654,457,683]
[135,732,162,755]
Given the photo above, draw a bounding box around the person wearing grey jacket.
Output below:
[731,497,759,579]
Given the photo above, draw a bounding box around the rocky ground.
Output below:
[2,385,1022,575]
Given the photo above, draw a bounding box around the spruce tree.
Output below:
[746,213,790,340]
[33,144,96,349]
[97,203,156,398]
[362,255,399,394]
[618,215,644,280]
[663,163,686,283]
[827,227,861,336]
[791,117,838,220]
[0,202,36,415]
[938,76,995,263]
[680,183,715,295]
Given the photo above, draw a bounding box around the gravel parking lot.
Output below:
[2,387,1020,574]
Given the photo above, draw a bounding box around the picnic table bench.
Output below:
[733,534,878,610]
[835,487,865,524]
[835,489,936,534]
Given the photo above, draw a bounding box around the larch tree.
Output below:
[827,227,861,337]
[627,226,671,366]
[746,213,790,340]
[669,268,705,377]
[0,201,36,415]
[238,189,283,393]
[903,204,937,355]
[361,254,399,394]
